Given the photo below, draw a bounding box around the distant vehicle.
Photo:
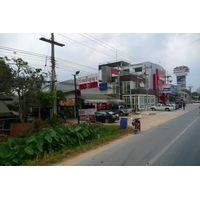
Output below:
[150,103,175,111]
[95,110,118,123]
[166,103,178,110]
[111,105,132,116]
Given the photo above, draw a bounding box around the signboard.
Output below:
[78,109,96,122]
[140,82,145,88]
[173,66,190,76]
[99,83,108,91]
[163,84,171,94]
[78,74,98,90]
[177,75,186,90]
[59,99,75,106]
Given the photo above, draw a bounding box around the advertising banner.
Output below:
[78,74,98,90]
[58,99,75,106]
[173,66,190,76]
[177,75,186,90]
[163,84,171,93]
[78,109,96,122]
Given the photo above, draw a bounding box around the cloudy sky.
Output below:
[0,33,199,91]
[1,1,200,92]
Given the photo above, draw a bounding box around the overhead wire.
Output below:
[79,33,143,63]
[57,33,116,59]
[0,45,97,75]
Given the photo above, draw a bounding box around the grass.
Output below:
[22,125,134,166]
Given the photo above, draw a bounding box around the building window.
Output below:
[112,82,119,95]
[122,82,130,94]
[122,69,130,75]
[135,67,143,72]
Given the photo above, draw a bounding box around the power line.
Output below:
[0,45,97,72]
[80,33,143,63]
[57,33,116,59]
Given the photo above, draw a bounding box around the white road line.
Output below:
[146,116,200,166]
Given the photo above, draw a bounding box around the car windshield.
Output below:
[108,111,115,115]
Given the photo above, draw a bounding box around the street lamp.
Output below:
[73,71,80,124]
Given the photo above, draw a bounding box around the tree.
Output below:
[0,57,14,94]
[4,57,48,122]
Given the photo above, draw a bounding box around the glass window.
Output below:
[135,67,143,72]
[122,82,130,94]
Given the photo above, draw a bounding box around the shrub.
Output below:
[0,122,115,166]
[44,114,64,127]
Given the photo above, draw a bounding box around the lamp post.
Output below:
[73,71,80,124]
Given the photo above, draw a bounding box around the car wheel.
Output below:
[119,112,124,116]
[152,108,156,111]
[105,118,110,123]
[165,108,170,111]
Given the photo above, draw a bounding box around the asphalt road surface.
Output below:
[73,105,200,166]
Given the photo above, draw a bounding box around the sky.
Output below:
[1,1,200,93]
[0,33,199,92]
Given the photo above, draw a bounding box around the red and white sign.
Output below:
[78,74,98,90]
[112,68,120,75]
[78,109,96,122]
[173,66,190,76]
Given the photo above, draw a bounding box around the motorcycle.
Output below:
[131,118,141,134]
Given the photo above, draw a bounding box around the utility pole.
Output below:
[40,33,65,115]
[188,86,193,103]
[143,64,152,110]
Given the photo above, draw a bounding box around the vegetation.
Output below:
[0,116,125,166]
[0,56,50,122]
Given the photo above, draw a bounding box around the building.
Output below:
[56,60,169,115]
[98,61,167,110]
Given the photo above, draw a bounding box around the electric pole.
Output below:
[40,33,65,115]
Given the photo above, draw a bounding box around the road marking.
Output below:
[146,116,200,166]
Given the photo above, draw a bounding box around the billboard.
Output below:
[163,84,172,94]
[78,74,98,90]
[177,75,186,90]
[173,66,189,76]
[58,99,75,106]
[78,109,96,122]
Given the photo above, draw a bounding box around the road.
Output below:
[73,104,200,166]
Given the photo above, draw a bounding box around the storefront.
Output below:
[123,94,156,110]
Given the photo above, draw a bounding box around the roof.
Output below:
[98,60,131,69]
[0,101,12,114]
[0,95,13,101]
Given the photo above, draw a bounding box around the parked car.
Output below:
[111,105,132,116]
[95,110,118,123]
[150,103,175,111]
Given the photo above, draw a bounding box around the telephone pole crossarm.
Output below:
[39,37,65,47]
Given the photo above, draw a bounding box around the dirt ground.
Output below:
[55,104,197,166]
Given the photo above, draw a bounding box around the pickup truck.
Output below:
[111,105,132,116]
[150,103,175,111]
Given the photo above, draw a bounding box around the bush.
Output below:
[0,122,115,166]
[44,114,64,127]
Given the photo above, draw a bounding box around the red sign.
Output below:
[78,109,96,122]
[78,74,98,90]
[153,69,166,101]
[79,82,98,90]
[112,68,120,75]
[79,115,96,122]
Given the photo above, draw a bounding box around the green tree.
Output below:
[0,57,14,94]
[4,57,48,122]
